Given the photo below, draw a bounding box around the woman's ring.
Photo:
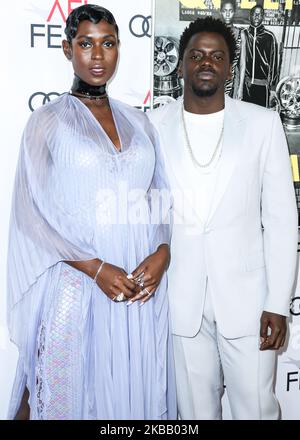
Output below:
[115,292,125,302]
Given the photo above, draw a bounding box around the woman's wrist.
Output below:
[64,258,104,280]
[93,260,105,283]
[156,243,169,254]
[156,244,170,266]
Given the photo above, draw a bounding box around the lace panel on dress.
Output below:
[35,265,83,419]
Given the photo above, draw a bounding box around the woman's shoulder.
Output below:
[27,93,68,121]
[24,94,69,138]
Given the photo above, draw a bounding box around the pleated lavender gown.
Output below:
[7,94,177,420]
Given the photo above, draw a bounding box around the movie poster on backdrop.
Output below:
[153,0,300,228]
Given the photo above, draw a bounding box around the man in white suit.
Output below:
[148,17,298,419]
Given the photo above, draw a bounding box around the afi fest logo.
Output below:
[31,0,88,48]
[285,351,300,391]
[284,296,300,391]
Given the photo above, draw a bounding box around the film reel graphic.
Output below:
[153,36,183,108]
[154,36,179,76]
[276,76,300,127]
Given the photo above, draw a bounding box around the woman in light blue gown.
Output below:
[7,4,176,420]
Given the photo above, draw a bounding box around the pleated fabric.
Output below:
[7,94,176,420]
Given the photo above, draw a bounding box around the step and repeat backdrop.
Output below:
[0,0,299,419]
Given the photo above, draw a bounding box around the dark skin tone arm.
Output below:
[14,387,30,420]
[259,311,287,350]
[65,259,136,301]
[127,244,170,305]
[65,244,170,304]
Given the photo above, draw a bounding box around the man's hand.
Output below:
[260,311,287,351]
[269,90,279,109]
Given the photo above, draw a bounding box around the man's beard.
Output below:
[192,83,218,98]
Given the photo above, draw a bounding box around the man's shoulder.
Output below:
[147,98,181,126]
[228,97,276,122]
[262,27,277,42]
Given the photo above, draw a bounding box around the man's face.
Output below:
[221,3,235,25]
[178,32,231,98]
[250,7,264,27]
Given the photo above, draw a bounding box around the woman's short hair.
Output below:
[65,4,119,43]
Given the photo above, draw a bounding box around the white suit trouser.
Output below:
[173,285,280,420]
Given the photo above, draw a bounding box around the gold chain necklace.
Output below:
[181,103,224,169]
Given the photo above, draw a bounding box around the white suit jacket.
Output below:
[148,96,298,338]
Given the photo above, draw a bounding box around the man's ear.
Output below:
[62,40,72,60]
[177,60,183,78]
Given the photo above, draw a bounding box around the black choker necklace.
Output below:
[69,75,107,100]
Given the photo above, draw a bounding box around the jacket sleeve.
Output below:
[261,111,298,316]
[270,33,278,88]
[7,108,96,345]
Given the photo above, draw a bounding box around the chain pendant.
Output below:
[181,104,224,170]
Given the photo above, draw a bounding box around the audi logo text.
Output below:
[290,296,300,316]
[29,92,62,112]
[129,15,151,38]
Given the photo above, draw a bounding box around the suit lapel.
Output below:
[160,96,246,227]
[206,96,246,225]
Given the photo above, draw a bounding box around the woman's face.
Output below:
[63,19,119,85]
